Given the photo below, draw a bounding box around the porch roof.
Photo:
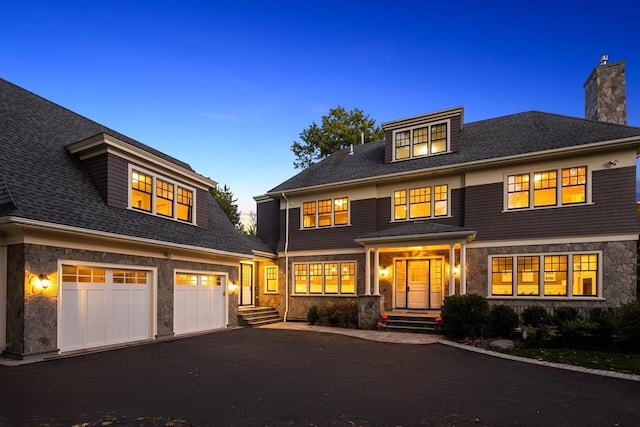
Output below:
[355,221,476,246]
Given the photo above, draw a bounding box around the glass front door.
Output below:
[394,258,443,309]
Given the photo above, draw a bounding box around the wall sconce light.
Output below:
[379,267,388,277]
[30,274,51,293]
[228,282,238,294]
[608,159,620,166]
[453,266,460,276]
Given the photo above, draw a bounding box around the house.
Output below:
[254,57,640,327]
[0,78,272,359]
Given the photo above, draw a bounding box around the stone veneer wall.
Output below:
[584,60,627,125]
[5,243,239,358]
[358,295,380,329]
[465,240,637,310]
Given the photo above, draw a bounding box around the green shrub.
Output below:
[441,294,489,339]
[560,319,600,348]
[521,306,552,327]
[553,306,581,327]
[307,305,320,325]
[488,304,519,338]
[588,307,615,344]
[311,300,358,329]
[614,301,640,351]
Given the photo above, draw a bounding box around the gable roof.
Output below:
[0,78,255,256]
[269,111,640,194]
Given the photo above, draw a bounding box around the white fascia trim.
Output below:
[277,248,365,257]
[468,234,639,249]
[267,136,640,197]
[2,217,251,260]
[251,250,278,260]
[67,133,217,189]
[355,231,476,246]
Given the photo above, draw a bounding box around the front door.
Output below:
[394,258,443,310]
[240,263,254,306]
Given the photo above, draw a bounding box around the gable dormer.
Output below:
[67,133,216,229]
[382,107,463,163]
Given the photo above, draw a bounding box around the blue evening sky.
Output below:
[2,1,640,218]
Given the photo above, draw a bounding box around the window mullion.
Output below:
[512,257,517,297]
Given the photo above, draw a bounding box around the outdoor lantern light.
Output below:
[38,274,50,290]
[379,267,388,277]
[228,281,238,293]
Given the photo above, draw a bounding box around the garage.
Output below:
[174,271,225,335]
[59,264,152,352]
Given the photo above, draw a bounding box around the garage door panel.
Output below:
[60,288,83,350]
[174,274,225,335]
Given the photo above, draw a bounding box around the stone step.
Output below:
[238,306,282,327]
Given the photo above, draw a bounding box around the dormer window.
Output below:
[130,167,194,223]
[394,122,449,161]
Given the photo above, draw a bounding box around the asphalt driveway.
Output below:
[1,327,639,426]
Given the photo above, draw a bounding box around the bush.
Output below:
[614,301,640,351]
[307,305,320,325]
[521,306,552,327]
[488,305,519,338]
[441,294,489,339]
[310,300,358,329]
[553,306,581,327]
[588,307,615,344]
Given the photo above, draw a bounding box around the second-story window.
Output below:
[394,121,449,161]
[507,166,587,210]
[302,197,350,228]
[394,185,448,221]
[130,167,195,223]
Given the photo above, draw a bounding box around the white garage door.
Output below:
[59,265,151,352]
[174,272,225,335]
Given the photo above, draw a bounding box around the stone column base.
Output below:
[358,295,381,330]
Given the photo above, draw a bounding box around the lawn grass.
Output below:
[497,347,640,375]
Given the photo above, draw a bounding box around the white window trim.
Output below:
[392,118,451,162]
[128,164,197,225]
[487,251,603,300]
[503,166,592,212]
[264,265,279,294]
[292,261,357,295]
[300,197,351,230]
[391,185,451,222]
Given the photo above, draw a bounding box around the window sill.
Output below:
[390,215,452,223]
[127,207,198,226]
[502,202,594,213]
[488,296,604,301]
[300,224,351,230]
[291,294,357,297]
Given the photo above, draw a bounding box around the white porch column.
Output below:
[373,248,380,296]
[449,244,456,296]
[461,243,467,295]
[365,248,371,296]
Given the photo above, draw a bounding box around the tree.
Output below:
[291,106,385,169]
[210,184,242,231]
[244,210,257,236]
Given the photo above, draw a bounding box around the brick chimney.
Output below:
[583,55,627,125]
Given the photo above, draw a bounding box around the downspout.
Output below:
[282,192,290,322]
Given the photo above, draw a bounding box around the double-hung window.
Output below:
[506,166,587,210]
[293,261,356,295]
[302,197,349,228]
[394,185,448,220]
[394,122,449,160]
[130,168,195,223]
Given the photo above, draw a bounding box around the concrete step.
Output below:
[238,306,282,327]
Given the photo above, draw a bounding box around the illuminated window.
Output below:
[302,197,349,228]
[409,187,430,219]
[113,270,147,284]
[517,256,539,296]
[491,257,513,296]
[175,272,222,287]
[131,170,152,212]
[543,255,567,296]
[177,187,193,222]
[394,185,448,220]
[156,179,174,217]
[130,168,196,223]
[573,254,598,296]
[293,261,356,295]
[318,199,332,227]
[62,265,148,286]
[303,201,316,228]
[394,190,407,220]
[489,253,599,298]
[434,185,448,216]
[562,167,586,204]
[394,121,449,161]
[265,266,278,293]
[507,166,587,210]
[507,174,530,209]
[533,170,557,207]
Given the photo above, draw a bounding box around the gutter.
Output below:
[282,192,290,322]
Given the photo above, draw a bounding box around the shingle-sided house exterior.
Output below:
[0,78,270,359]
[255,59,640,327]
